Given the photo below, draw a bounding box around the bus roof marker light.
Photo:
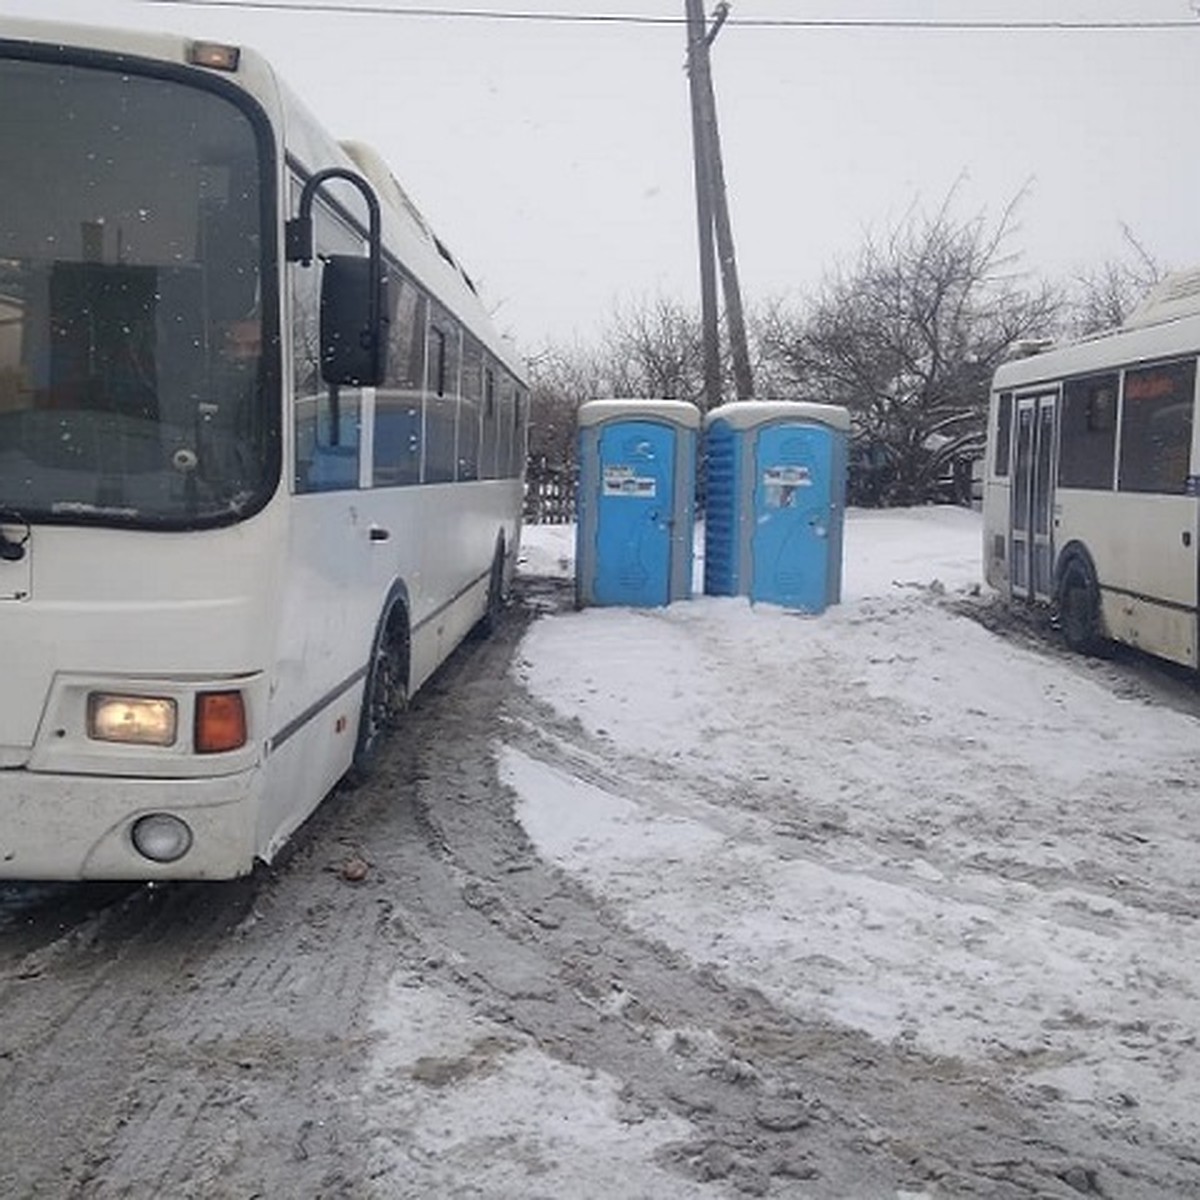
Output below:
[188,41,240,72]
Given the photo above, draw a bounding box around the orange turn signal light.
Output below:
[195,691,247,754]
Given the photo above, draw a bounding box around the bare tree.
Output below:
[763,193,1058,505]
[525,341,608,471]
[603,297,707,406]
[525,294,721,474]
[1070,224,1167,335]
[523,298,721,521]
[748,297,807,401]
[523,293,780,499]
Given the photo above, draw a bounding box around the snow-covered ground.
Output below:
[362,506,1199,1196]
[508,509,1200,1148]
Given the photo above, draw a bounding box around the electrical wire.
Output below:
[138,1,1200,32]
[141,1,685,22]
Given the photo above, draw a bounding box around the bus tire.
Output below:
[1058,557,1104,656]
[347,604,409,786]
[473,537,507,640]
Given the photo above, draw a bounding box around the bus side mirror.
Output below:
[320,255,388,387]
[288,166,388,389]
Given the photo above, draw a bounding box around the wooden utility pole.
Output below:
[685,0,722,411]
[685,0,754,404]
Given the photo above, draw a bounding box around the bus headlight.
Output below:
[88,694,178,746]
[131,813,193,863]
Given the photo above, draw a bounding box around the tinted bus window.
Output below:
[1,58,275,524]
[1059,373,1117,489]
[994,392,1012,477]
[481,365,499,480]
[512,388,528,478]
[497,374,514,479]
[459,335,482,481]
[293,195,363,493]
[1118,359,1196,494]
[424,307,459,483]
[374,280,425,487]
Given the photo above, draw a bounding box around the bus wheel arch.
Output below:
[1056,546,1106,656]
[473,531,508,640]
[349,583,411,784]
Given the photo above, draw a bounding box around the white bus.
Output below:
[0,18,528,879]
[982,273,1200,669]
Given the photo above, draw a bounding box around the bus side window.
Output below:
[497,373,514,479]
[373,277,425,487]
[481,364,498,480]
[1118,359,1196,495]
[1059,374,1118,489]
[291,188,363,493]
[424,305,460,483]
[512,387,528,477]
[993,392,1012,477]
[459,335,482,481]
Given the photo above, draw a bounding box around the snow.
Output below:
[367,506,1200,1193]
[506,509,1200,1144]
[366,970,705,1199]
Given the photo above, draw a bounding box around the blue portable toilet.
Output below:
[576,399,699,607]
[704,400,850,612]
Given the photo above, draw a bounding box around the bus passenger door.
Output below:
[1011,391,1057,602]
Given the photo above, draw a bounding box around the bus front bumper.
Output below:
[0,768,259,881]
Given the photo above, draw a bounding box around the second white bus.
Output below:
[982,272,1200,668]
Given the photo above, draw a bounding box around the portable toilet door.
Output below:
[753,417,844,610]
[576,400,699,607]
[704,401,850,612]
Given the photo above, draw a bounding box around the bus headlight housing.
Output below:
[88,694,178,746]
[131,813,193,863]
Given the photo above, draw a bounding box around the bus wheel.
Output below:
[1058,559,1103,655]
[348,615,408,785]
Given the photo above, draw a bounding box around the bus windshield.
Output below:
[0,53,276,526]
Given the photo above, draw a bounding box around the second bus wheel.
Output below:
[348,613,409,785]
[1058,558,1105,656]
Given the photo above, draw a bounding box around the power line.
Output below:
[141,1,683,23]
[139,1,1200,31]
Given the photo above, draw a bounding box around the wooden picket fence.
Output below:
[524,462,577,525]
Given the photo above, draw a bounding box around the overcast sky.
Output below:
[10,0,1200,353]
